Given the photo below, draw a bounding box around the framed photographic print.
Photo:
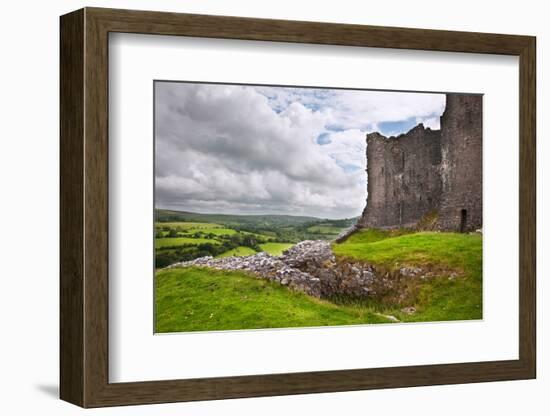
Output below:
[60,7,536,408]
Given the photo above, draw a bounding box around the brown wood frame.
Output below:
[60,7,536,408]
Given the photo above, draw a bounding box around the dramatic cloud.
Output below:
[155,82,445,219]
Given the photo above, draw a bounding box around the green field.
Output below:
[334,230,480,269]
[306,225,345,234]
[154,210,357,268]
[339,228,412,245]
[156,209,356,241]
[155,267,392,332]
[259,243,294,256]
[156,222,237,237]
[153,212,482,328]
[155,237,219,249]
[333,230,482,322]
[154,219,267,267]
[216,246,257,258]
[156,221,224,230]
[155,230,482,332]
[194,227,238,236]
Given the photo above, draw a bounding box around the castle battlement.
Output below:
[358,93,482,232]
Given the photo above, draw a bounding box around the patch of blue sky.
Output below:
[316,132,332,145]
[325,124,345,132]
[331,156,361,173]
[256,86,337,114]
[377,113,442,137]
[378,117,418,137]
[339,162,362,173]
[309,88,336,100]
[302,102,322,111]
[262,95,284,112]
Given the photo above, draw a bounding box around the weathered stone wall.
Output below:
[437,94,483,231]
[168,240,438,306]
[358,124,442,229]
[358,93,482,232]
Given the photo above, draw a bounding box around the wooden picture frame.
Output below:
[60,7,536,408]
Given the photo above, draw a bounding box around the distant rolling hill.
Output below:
[155,209,348,229]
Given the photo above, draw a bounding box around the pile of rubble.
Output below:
[167,240,418,300]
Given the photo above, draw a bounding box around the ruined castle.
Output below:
[358,93,482,232]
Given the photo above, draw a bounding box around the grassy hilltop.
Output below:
[155,228,482,332]
[332,230,482,323]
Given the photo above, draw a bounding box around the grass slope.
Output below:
[341,228,412,245]
[333,230,482,322]
[155,237,218,249]
[306,225,345,234]
[155,267,391,332]
[191,228,237,236]
[259,242,294,256]
[216,246,257,258]
[156,222,237,236]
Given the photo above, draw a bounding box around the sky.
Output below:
[155,82,446,219]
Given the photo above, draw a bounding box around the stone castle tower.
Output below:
[358,93,482,232]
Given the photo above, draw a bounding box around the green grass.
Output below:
[260,242,294,256]
[155,237,219,249]
[156,221,223,230]
[155,267,393,332]
[341,228,412,245]
[306,225,345,234]
[155,229,483,332]
[194,227,237,236]
[334,231,480,269]
[155,222,236,236]
[240,231,274,240]
[156,221,273,239]
[333,230,482,322]
[216,246,257,258]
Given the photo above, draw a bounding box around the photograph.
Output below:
[153,81,483,333]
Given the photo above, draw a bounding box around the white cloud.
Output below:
[155,82,445,218]
[416,116,441,130]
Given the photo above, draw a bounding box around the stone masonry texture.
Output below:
[358,93,482,232]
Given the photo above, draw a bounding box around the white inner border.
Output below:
[109,33,519,383]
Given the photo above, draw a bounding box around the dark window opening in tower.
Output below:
[459,209,467,233]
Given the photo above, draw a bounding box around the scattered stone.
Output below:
[377,313,400,323]
[399,267,423,277]
[166,240,452,302]
[448,272,458,280]
[401,306,417,315]
[334,224,360,243]
[167,240,384,299]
